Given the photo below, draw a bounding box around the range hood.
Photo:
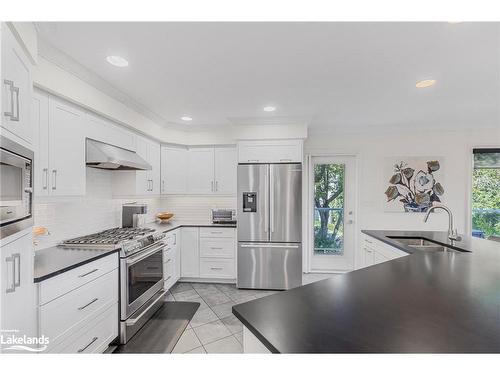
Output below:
[86,139,152,171]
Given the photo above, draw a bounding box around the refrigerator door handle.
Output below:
[264,167,269,233]
[240,243,300,249]
[270,166,274,233]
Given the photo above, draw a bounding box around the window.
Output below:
[471,148,500,239]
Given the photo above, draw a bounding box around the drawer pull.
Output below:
[78,298,99,311]
[146,266,160,270]
[78,268,99,278]
[365,239,373,244]
[165,259,172,263]
[210,267,223,270]
[210,247,223,250]
[77,336,98,353]
[210,232,223,234]
[165,276,172,281]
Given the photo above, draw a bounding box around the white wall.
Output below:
[305,127,500,235]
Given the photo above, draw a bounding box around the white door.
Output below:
[161,147,188,194]
[181,228,199,277]
[187,148,215,194]
[1,25,33,144]
[32,91,49,196]
[0,230,36,341]
[48,96,86,196]
[148,141,161,195]
[214,147,237,195]
[309,155,357,272]
[135,136,150,194]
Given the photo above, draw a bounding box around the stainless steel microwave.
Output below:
[0,135,33,239]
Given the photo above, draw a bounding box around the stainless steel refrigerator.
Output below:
[237,163,302,290]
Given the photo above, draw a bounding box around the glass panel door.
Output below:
[313,163,345,255]
[310,156,356,272]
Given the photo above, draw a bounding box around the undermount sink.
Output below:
[388,237,465,253]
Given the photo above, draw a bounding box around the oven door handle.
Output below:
[125,290,167,326]
[125,242,166,265]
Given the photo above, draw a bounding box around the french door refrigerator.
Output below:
[237,163,302,290]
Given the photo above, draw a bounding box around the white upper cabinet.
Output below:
[112,135,161,196]
[160,146,188,194]
[238,140,303,163]
[214,147,237,194]
[48,96,86,196]
[32,92,86,197]
[187,148,215,194]
[161,146,236,195]
[32,90,49,196]
[1,24,33,145]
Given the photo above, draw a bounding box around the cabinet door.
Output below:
[363,247,374,267]
[181,227,199,278]
[32,91,49,196]
[134,136,150,195]
[214,147,237,195]
[0,230,35,339]
[48,96,86,196]
[160,147,188,194]
[148,141,161,195]
[1,25,33,145]
[373,250,389,265]
[187,148,215,194]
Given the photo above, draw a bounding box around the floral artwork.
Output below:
[384,157,445,213]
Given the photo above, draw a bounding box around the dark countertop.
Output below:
[34,246,118,283]
[34,221,236,283]
[233,230,500,353]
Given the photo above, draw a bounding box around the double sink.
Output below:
[388,237,471,253]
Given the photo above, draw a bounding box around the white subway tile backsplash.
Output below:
[34,168,236,250]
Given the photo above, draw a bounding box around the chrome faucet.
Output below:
[423,202,461,241]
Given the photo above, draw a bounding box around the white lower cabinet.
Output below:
[163,229,180,290]
[37,254,119,353]
[361,234,408,268]
[180,226,236,281]
[0,229,36,351]
[180,227,200,278]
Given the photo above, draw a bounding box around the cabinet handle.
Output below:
[78,268,99,278]
[13,253,20,287]
[77,336,98,353]
[78,298,99,311]
[365,248,373,253]
[52,170,57,190]
[11,86,20,122]
[210,231,223,234]
[211,181,214,192]
[210,267,223,270]
[215,181,218,192]
[5,255,16,293]
[247,159,259,162]
[43,168,48,190]
[173,233,176,245]
[162,180,165,193]
[210,247,223,250]
[151,179,154,192]
[3,80,15,119]
[165,258,172,263]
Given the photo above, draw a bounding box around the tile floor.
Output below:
[167,274,335,354]
[167,282,280,353]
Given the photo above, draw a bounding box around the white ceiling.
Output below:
[36,22,500,133]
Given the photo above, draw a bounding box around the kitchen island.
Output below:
[232,230,500,353]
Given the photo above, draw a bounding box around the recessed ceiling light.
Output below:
[415,79,436,88]
[263,106,276,112]
[106,55,129,67]
[180,116,193,122]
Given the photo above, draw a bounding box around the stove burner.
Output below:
[62,227,156,247]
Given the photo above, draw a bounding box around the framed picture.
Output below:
[384,157,445,213]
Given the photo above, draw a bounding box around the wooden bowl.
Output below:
[156,212,174,221]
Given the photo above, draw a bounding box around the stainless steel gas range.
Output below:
[62,227,167,344]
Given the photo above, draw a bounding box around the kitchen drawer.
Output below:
[199,258,235,279]
[48,303,118,353]
[199,227,235,238]
[40,269,118,343]
[39,253,118,305]
[200,238,235,258]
